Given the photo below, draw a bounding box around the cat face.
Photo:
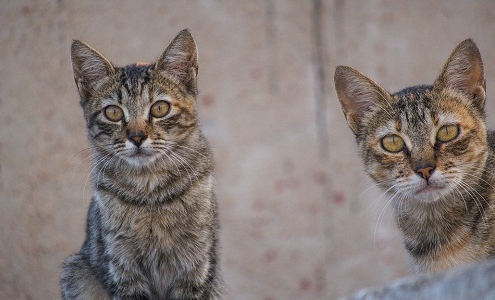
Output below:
[360,87,487,203]
[71,30,199,168]
[335,39,487,204]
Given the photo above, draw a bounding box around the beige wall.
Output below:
[1,1,495,299]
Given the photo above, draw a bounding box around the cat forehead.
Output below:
[118,64,153,86]
[393,85,435,115]
[113,64,186,100]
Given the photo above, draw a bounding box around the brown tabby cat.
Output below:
[60,29,222,299]
[334,39,495,273]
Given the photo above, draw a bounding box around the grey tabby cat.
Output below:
[61,29,222,299]
[334,39,495,273]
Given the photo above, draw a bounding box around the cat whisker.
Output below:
[69,147,93,165]
[156,148,182,178]
[458,165,495,193]
[365,181,400,212]
[83,152,115,203]
[96,154,119,189]
[454,179,489,224]
[173,144,210,160]
[156,145,195,186]
[450,182,469,213]
[374,189,400,244]
[169,151,200,185]
[71,144,113,170]
[454,174,492,209]
[359,178,396,200]
[157,143,203,185]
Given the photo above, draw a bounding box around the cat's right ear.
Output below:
[71,40,115,97]
[334,66,391,135]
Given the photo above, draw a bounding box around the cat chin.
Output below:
[410,185,450,203]
[121,151,159,168]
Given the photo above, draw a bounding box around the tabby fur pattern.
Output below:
[60,29,222,299]
[334,39,495,273]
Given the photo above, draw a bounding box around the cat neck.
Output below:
[90,146,213,205]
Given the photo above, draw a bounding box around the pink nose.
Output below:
[128,131,147,147]
[416,166,435,180]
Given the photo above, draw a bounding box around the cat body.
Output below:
[61,30,222,299]
[334,39,495,273]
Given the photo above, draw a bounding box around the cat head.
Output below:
[71,29,201,168]
[334,39,488,203]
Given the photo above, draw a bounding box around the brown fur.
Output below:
[334,39,495,273]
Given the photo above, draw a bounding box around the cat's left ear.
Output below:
[156,29,199,95]
[434,39,486,110]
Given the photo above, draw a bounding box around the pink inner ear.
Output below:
[345,112,361,134]
[437,40,485,101]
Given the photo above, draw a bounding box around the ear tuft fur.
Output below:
[71,40,115,97]
[155,29,198,95]
[434,39,485,110]
[334,66,392,134]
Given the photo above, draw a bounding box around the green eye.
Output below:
[150,101,170,118]
[437,124,459,142]
[381,134,405,153]
[103,105,124,122]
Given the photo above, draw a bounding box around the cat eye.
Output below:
[150,101,170,118]
[104,105,124,122]
[381,134,405,153]
[436,124,459,143]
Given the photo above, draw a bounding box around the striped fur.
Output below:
[334,39,495,273]
[61,29,222,299]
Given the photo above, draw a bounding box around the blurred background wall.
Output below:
[1,1,495,299]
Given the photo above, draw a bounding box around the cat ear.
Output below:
[334,66,392,135]
[434,39,486,110]
[155,29,198,95]
[71,40,115,97]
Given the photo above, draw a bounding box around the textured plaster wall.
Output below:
[1,1,495,299]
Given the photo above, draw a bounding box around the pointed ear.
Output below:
[334,66,392,135]
[155,29,198,95]
[434,39,486,110]
[71,40,115,97]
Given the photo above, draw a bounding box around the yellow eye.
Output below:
[103,105,124,122]
[437,124,459,142]
[150,101,170,118]
[381,134,405,153]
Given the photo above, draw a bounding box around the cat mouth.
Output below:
[129,150,151,157]
[122,148,156,166]
[412,183,449,202]
[127,147,154,157]
[415,185,444,194]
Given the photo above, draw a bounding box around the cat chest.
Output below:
[103,206,191,296]
[105,205,184,251]
[413,236,483,273]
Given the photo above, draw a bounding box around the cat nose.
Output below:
[415,165,435,180]
[128,131,147,147]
